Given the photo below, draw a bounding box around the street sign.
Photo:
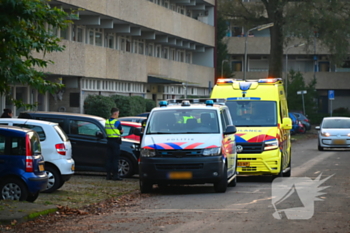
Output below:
[328,90,335,100]
[297,90,307,95]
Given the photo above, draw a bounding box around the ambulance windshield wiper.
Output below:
[149,132,183,134]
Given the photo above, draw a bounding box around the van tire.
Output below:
[139,180,153,193]
[26,192,39,202]
[119,157,134,178]
[0,178,29,201]
[43,165,61,193]
[228,175,237,187]
[214,166,227,193]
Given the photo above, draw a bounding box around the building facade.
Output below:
[0,0,216,116]
[225,23,350,114]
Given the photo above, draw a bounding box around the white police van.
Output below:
[138,99,238,193]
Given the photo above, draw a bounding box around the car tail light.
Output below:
[305,119,309,122]
[55,143,66,155]
[25,135,34,172]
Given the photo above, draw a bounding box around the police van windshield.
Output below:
[146,109,219,134]
[226,101,277,126]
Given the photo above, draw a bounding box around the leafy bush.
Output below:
[333,107,349,114]
[110,95,131,117]
[84,95,116,119]
[144,99,156,112]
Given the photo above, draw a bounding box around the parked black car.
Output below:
[290,112,311,130]
[18,111,140,178]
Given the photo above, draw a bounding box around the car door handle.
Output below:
[71,141,76,144]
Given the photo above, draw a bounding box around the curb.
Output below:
[0,200,57,225]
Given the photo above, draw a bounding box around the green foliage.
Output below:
[287,70,318,115]
[0,0,76,108]
[218,0,350,77]
[110,95,131,117]
[333,107,350,114]
[129,96,146,116]
[216,14,233,79]
[83,95,115,119]
[144,99,156,112]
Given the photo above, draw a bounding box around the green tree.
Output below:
[216,14,233,80]
[218,0,350,78]
[0,0,74,108]
[287,70,318,115]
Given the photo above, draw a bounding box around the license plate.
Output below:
[39,164,44,172]
[71,164,75,171]
[333,139,346,145]
[169,171,192,179]
[238,162,250,167]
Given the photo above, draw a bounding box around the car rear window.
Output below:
[54,125,69,142]
[13,124,46,141]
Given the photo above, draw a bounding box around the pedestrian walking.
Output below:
[1,109,12,118]
[105,107,124,180]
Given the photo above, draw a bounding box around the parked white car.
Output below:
[0,119,74,193]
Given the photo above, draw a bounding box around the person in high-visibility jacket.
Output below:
[105,107,124,181]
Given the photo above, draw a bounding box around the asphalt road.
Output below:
[10,137,350,233]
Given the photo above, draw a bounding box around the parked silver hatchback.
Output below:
[316,117,350,151]
[0,119,74,192]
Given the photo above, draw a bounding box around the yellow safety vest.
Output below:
[105,119,121,138]
[178,115,194,124]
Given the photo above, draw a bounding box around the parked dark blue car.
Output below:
[0,126,48,202]
[289,113,305,134]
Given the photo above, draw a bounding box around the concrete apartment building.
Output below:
[1,0,216,116]
[225,24,350,114]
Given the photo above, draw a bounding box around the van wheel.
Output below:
[26,192,39,202]
[0,178,28,201]
[214,166,227,193]
[139,180,153,193]
[119,157,134,178]
[228,175,237,187]
[43,165,61,193]
[318,143,324,151]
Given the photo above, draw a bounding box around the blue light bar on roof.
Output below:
[217,79,235,84]
[227,97,261,100]
[159,101,168,107]
[258,78,282,83]
[205,100,214,106]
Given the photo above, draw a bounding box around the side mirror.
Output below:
[96,131,104,139]
[315,126,320,130]
[224,125,237,135]
[134,128,142,136]
[282,117,292,130]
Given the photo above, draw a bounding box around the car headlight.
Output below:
[140,148,156,157]
[321,131,330,137]
[203,147,221,156]
[264,139,278,151]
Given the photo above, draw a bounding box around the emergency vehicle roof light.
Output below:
[258,78,282,83]
[217,78,235,84]
[205,100,214,106]
[159,101,168,107]
[181,101,191,107]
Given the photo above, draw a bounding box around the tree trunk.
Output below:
[267,1,284,78]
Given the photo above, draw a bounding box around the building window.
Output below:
[95,30,102,47]
[70,93,80,107]
[138,41,144,55]
[88,30,94,45]
[120,37,126,51]
[162,47,169,59]
[170,49,176,60]
[60,27,69,40]
[146,44,154,56]
[126,37,131,52]
[156,45,161,58]
[185,52,192,63]
[177,50,184,62]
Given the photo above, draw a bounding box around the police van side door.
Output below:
[220,108,237,178]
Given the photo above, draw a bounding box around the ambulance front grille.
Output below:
[155,149,202,158]
[236,143,264,154]
[156,164,203,170]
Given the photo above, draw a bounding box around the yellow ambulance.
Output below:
[210,78,292,177]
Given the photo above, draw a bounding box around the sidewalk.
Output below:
[0,200,56,225]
